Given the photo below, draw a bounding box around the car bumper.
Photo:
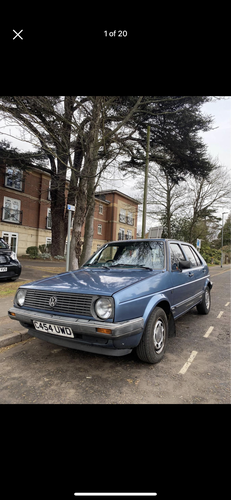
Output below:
[8,307,144,356]
[0,264,21,280]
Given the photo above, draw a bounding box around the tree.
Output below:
[0,139,48,173]
[184,163,231,243]
[0,96,77,256]
[119,96,213,183]
[0,95,217,268]
[138,164,188,238]
[0,95,145,266]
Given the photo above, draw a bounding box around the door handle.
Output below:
[188,272,194,277]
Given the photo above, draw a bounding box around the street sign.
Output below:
[196,238,201,249]
[67,204,75,211]
[148,226,163,238]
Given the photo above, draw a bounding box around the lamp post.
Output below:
[221,212,228,268]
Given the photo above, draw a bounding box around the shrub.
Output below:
[39,244,46,253]
[40,252,52,260]
[26,246,39,259]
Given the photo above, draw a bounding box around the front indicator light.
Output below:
[96,328,112,334]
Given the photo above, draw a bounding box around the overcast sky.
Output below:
[1,97,230,231]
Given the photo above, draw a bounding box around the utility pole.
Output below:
[142,125,150,238]
[221,211,228,267]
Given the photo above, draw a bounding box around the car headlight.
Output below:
[95,297,113,320]
[15,289,27,307]
[10,251,18,261]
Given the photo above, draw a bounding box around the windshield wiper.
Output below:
[110,263,135,268]
[136,265,153,271]
[110,263,153,270]
[83,264,110,270]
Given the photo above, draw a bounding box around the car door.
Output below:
[181,243,205,303]
[169,242,199,318]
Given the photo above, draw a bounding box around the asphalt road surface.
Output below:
[0,266,230,404]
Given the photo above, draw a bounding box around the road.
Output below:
[0,266,230,404]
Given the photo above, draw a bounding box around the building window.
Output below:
[98,224,102,235]
[2,231,18,254]
[2,197,22,224]
[118,228,125,240]
[127,212,134,225]
[119,209,126,223]
[127,230,132,240]
[46,208,52,229]
[99,204,103,215]
[5,167,23,191]
[47,180,51,200]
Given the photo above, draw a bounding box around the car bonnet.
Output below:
[20,267,161,296]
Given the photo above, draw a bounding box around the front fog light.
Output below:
[95,297,113,320]
[16,289,27,307]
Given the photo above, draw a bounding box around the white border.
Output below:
[74,494,157,497]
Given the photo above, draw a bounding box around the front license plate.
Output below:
[33,321,74,338]
[0,267,7,272]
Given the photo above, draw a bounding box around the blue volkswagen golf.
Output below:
[8,239,213,364]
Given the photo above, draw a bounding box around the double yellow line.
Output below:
[209,268,231,277]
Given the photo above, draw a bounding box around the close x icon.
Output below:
[13,29,23,40]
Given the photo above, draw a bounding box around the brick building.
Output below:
[0,164,139,256]
[0,164,52,255]
[90,189,139,253]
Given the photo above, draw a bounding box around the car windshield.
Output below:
[0,239,9,249]
[84,241,165,270]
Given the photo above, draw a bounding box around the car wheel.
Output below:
[136,307,168,364]
[197,286,211,314]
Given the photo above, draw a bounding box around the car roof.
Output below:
[107,238,193,245]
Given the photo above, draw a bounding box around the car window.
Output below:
[98,246,118,263]
[0,239,9,249]
[191,247,202,266]
[85,241,165,270]
[170,243,186,271]
[181,245,198,267]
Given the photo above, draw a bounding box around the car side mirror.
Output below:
[178,260,192,270]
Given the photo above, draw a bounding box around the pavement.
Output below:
[0,258,66,348]
[0,261,230,349]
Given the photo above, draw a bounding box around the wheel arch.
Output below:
[143,295,176,337]
[205,277,213,290]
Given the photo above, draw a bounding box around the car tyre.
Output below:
[197,286,211,314]
[136,307,168,364]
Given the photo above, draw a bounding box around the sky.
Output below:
[1,97,230,231]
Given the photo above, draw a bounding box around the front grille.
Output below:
[24,290,93,317]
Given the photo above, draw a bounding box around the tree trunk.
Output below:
[79,195,95,267]
[69,96,102,269]
[50,159,68,257]
[69,177,88,269]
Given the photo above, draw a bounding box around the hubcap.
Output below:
[153,319,165,354]
[205,289,210,309]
